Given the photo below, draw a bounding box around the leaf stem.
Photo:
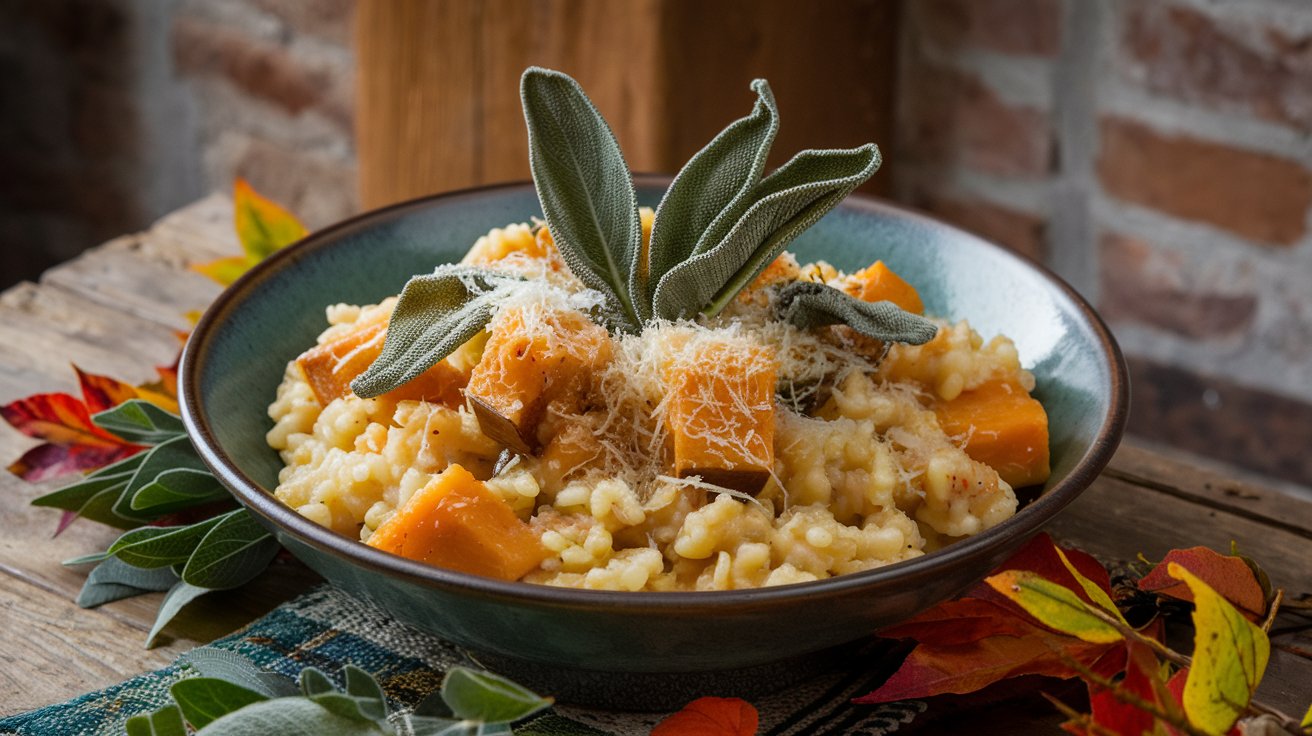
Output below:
[1262,588,1284,633]
[1060,656,1210,736]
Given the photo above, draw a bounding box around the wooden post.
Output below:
[355,0,899,209]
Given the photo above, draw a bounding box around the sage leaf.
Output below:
[92,399,186,444]
[401,717,466,736]
[178,648,299,698]
[147,580,211,647]
[125,704,188,736]
[521,67,642,330]
[113,435,212,520]
[772,281,937,345]
[344,665,388,720]
[77,556,179,608]
[106,515,226,568]
[351,265,521,398]
[191,698,382,736]
[181,509,279,589]
[653,144,881,320]
[441,666,552,724]
[300,667,336,697]
[170,678,270,729]
[129,469,229,513]
[32,470,134,515]
[645,79,779,320]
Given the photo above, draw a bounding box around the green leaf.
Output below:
[644,79,779,321]
[1053,546,1127,623]
[441,666,552,724]
[171,678,270,729]
[193,698,384,736]
[771,281,937,345]
[350,266,521,398]
[125,704,188,736]
[521,67,642,331]
[403,716,468,736]
[106,515,226,568]
[147,580,211,647]
[91,399,185,444]
[113,435,212,519]
[344,665,388,720]
[1170,562,1270,735]
[129,469,229,513]
[653,144,881,320]
[77,556,179,608]
[300,667,337,697]
[88,449,149,478]
[180,509,279,589]
[985,570,1124,644]
[178,648,300,698]
[31,470,134,514]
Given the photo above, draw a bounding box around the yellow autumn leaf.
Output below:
[233,177,307,260]
[1169,562,1270,736]
[1054,545,1127,623]
[191,180,307,286]
[1301,701,1311,729]
[985,570,1124,644]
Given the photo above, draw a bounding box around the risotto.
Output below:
[265,216,1050,591]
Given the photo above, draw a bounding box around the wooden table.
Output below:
[1,196,1309,728]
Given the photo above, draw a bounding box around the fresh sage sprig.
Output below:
[36,398,280,646]
[352,67,935,399]
[127,655,552,736]
[772,281,940,344]
[351,265,522,399]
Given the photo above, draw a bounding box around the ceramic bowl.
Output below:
[180,176,1127,704]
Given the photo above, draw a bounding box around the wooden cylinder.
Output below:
[355,0,899,209]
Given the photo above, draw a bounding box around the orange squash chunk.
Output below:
[844,260,924,314]
[296,316,467,408]
[933,377,1050,488]
[465,307,612,453]
[366,464,547,581]
[663,341,777,493]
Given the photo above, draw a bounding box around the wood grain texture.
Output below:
[355,0,899,209]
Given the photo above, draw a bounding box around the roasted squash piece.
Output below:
[844,260,924,315]
[663,340,777,493]
[933,377,1050,488]
[365,463,547,581]
[465,307,612,454]
[295,314,467,408]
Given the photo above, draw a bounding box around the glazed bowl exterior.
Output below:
[180,177,1127,676]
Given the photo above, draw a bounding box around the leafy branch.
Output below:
[127,654,551,736]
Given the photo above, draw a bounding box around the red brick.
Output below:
[917,0,1062,56]
[1097,117,1312,245]
[249,0,354,46]
[912,190,1046,260]
[1099,232,1256,339]
[171,16,347,126]
[901,61,1053,178]
[1126,357,1312,488]
[1123,2,1312,133]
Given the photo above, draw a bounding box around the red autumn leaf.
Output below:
[2,392,124,448]
[76,366,140,414]
[1085,642,1170,736]
[7,440,139,484]
[969,533,1115,611]
[879,598,1041,644]
[652,697,758,736]
[1138,547,1266,621]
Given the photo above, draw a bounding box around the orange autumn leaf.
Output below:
[2,392,142,482]
[1137,546,1266,622]
[653,697,759,736]
[192,179,307,286]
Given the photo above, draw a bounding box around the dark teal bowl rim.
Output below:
[180,175,1129,613]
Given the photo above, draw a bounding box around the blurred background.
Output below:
[1,0,1309,495]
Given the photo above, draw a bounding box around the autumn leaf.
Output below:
[1081,642,1181,736]
[652,697,758,736]
[1168,563,1269,735]
[192,179,307,286]
[986,571,1124,644]
[2,392,142,482]
[1138,546,1267,622]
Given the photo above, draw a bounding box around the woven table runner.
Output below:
[0,584,924,736]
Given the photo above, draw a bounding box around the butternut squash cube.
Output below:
[295,314,468,408]
[933,377,1050,488]
[663,340,777,493]
[465,307,612,453]
[366,464,547,581]
[844,260,924,315]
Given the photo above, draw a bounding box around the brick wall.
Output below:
[896,0,1312,491]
